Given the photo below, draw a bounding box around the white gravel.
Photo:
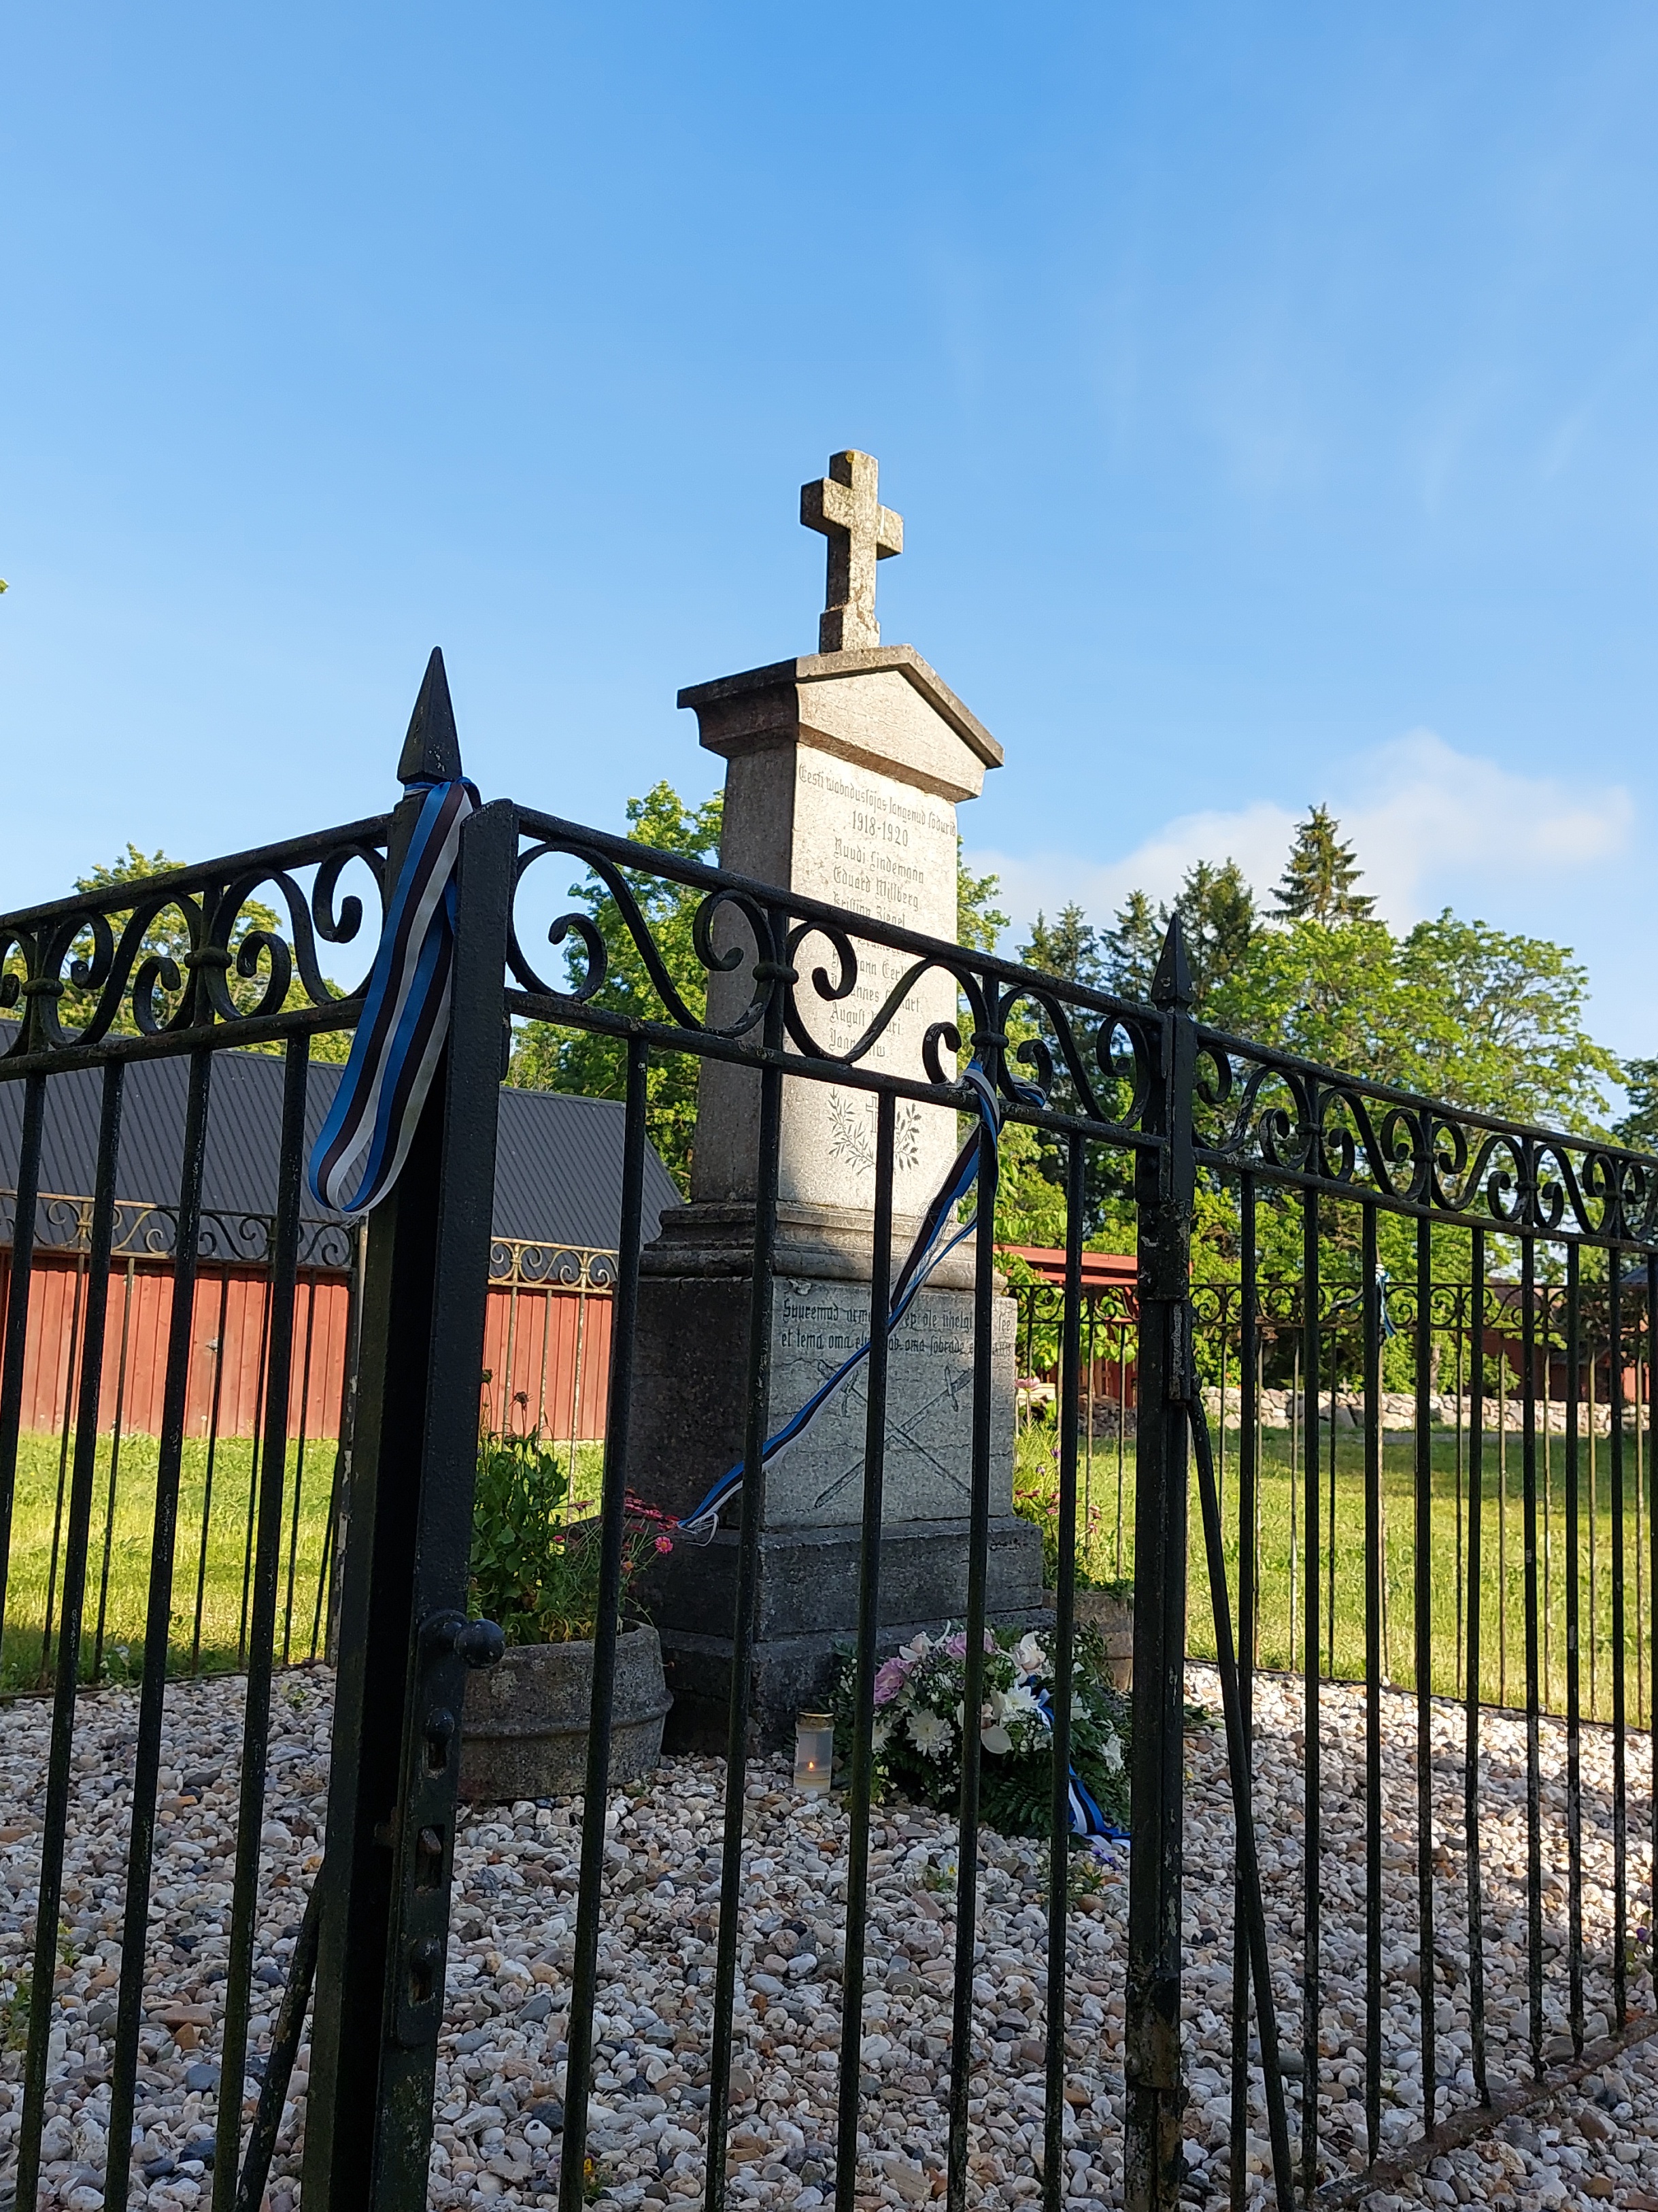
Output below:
[1,1662,1656,2211]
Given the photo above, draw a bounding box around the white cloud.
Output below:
[970,728,1633,943]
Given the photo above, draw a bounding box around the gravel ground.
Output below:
[1,1662,1655,2211]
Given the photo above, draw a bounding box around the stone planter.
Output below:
[1075,1590,1134,1691]
[459,1623,672,1803]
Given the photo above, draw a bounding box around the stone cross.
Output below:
[800,449,903,653]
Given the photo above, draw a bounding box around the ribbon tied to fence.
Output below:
[308,771,479,1218]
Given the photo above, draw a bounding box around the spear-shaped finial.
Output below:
[1150,913,1194,1011]
[396,647,462,783]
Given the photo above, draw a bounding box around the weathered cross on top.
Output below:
[800,448,903,653]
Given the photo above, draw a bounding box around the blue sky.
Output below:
[6,5,1657,1053]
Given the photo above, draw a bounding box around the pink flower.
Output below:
[943,1632,968,1659]
[873,1658,912,1707]
[654,1534,674,1555]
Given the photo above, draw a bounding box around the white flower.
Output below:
[1102,1728,1123,1773]
[872,1715,893,1753]
[997,1682,1043,1726]
[981,1721,1013,1756]
[908,1709,953,1758]
[900,1631,932,1662]
[1013,1633,1047,1677]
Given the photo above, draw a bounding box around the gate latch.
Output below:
[390,1609,504,2049]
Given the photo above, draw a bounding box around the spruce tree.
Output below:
[1170,858,1255,1003]
[1019,902,1104,990]
[1270,805,1374,923]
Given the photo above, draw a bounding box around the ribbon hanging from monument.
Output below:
[308,771,479,1218]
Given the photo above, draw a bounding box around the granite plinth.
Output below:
[626,1200,1045,1751]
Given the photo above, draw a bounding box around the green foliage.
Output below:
[1206,906,1619,1131]
[1617,1058,1658,1154]
[468,1429,662,1645]
[1021,902,1103,989]
[956,843,1009,954]
[1270,804,1375,923]
[508,781,724,1192]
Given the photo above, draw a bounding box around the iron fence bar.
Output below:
[15,1060,122,2207]
[234,1869,322,2212]
[1466,1232,1489,2106]
[946,1084,1002,2212]
[92,1254,136,1679]
[1186,1363,1295,2211]
[213,1032,311,2212]
[282,1276,318,1662]
[0,1069,46,1659]
[836,1088,896,2212]
[1611,1262,1629,2030]
[1521,1236,1544,2080]
[1229,1171,1259,2212]
[191,1265,233,1673]
[103,1043,213,2210]
[324,1224,366,1665]
[1566,1246,1585,2059]
[1413,1216,1436,2137]
[1650,1255,1658,1962]
[1327,1313,1338,1680]
[37,1240,88,1681]
[237,1270,274,1666]
[560,1035,652,2212]
[1590,1352,1600,1722]
[703,1003,785,2212]
[1363,1207,1383,2166]
[1300,1186,1321,2194]
[301,773,515,2209]
[1041,1127,1085,2212]
[1124,926,1194,2212]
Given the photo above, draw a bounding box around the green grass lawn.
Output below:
[0,1429,337,1688]
[0,1429,609,1692]
[1020,1416,1656,1724]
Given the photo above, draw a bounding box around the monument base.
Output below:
[646,1518,1047,1753]
[625,1201,1047,1753]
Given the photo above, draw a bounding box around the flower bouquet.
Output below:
[830,1622,1130,1842]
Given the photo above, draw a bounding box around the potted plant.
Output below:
[460,1430,673,1803]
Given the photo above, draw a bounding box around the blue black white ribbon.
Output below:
[308,773,479,1218]
[679,1056,1041,1537]
[1032,1685,1125,1840]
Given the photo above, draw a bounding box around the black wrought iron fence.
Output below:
[0,665,1654,2212]
[1011,1274,1657,1725]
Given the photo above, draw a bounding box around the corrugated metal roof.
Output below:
[0,1041,682,1254]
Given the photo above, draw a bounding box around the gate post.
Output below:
[1126,919,1196,2212]
[303,660,518,2210]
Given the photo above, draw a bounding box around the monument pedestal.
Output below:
[630,1204,1046,1751]
[627,452,1045,1751]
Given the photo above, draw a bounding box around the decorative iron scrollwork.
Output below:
[1194,1026,1658,1246]
[0,822,389,1059]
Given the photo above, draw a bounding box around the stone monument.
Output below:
[632,450,1044,1749]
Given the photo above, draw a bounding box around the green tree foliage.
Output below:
[1617,1059,1658,1154]
[1270,803,1375,923]
[1099,861,1255,1012]
[956,845,1009,955]
[508,781,724,1192]
[1101,890,1162,1002]
[1170,858,1255,1004]
[1021,902,1103,990]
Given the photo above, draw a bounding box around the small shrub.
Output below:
[469,1430,668,1646]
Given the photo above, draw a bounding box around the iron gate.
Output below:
[0,658,1654,2212]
